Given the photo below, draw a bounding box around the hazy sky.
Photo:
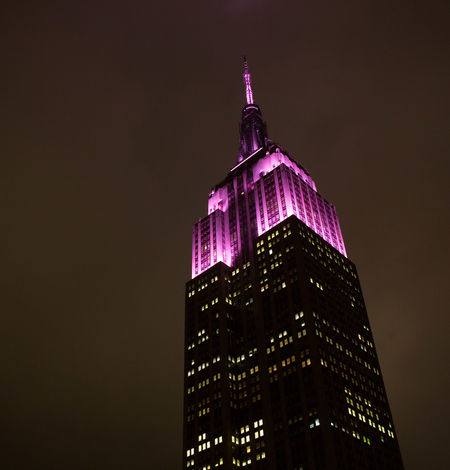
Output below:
[2,1,449,469]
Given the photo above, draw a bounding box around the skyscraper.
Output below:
[183,59,403,470]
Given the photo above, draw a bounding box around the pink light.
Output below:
[243,57,254,105]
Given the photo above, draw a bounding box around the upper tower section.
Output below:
[238,58,268,162]
[190,59,347,279]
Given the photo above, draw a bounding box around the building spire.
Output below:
[243,56,254,105]
[238,57,267,162]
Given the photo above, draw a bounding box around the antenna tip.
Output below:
[243,56,249,73]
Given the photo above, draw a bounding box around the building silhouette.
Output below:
[183,59,403,470]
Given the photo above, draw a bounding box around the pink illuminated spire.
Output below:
[243,56,254,105]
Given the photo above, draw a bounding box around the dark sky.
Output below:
[2,1,449,469]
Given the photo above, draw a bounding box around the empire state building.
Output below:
[182,59,403,470]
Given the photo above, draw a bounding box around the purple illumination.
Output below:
[243,57,254,105]
[191,62,347,278]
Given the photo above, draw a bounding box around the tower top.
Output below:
[243,56,254,105]
[238,57,267,162]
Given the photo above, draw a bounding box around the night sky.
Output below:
[2,1,449,469]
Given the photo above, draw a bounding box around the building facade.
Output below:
[183,59,403,470]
